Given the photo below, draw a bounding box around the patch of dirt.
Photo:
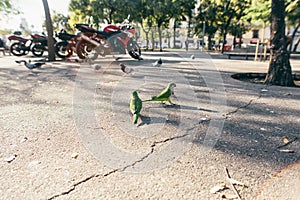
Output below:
[231,73,300,87]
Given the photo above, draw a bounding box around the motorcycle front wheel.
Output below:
[127,41,141,59]
[10,42,27,56]
[76,40,99,60]
[55,41,72,58]
[32,44,44,57]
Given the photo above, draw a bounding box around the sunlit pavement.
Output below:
[0,50,299,199]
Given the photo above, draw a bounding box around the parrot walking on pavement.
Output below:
[143,82,176,104]
[130,91,143,124]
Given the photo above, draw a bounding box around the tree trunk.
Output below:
[145,31,149,51]
[208,35,212,50]
[173,20,176,48]
[151,28,155,51]
[140,22,150,51]
[233,35,236,49]
[187,17,191,38]
[239,32,242,48]
[293,35,300,52]
[288,22,299,52]
[221,31,227,54]
[42,0,55,61]
[158,25,162,52]
[264,0,294,86]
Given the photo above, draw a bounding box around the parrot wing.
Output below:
[155,87,171,99]
[142,87,171,102]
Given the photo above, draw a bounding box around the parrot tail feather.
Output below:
[133,114,139,124]
[142,96,157,102]
[142,99,152,102]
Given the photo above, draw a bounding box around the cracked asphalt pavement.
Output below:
[0,50,299,199]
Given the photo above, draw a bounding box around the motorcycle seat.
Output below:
[59,33,76,41]
[97,30,122,39]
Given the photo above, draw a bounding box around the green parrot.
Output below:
[130,91,143,124]
[143,82,176,104]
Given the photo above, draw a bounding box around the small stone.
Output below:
[210,184,228,194]
[278,149,294,153]
[71,152,79,159]
[282,136,290,144]
[4,155,17,163]
[221,193,238,199]
[20,137,28,143]
[28,160,41,168]
[199,117,209,122]
[260,128,267,131]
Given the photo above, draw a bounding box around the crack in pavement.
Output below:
[48,91,263,199]
[47,134,189,199]
[225,94,262,119]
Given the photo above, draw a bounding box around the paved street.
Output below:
[0,50,299,199]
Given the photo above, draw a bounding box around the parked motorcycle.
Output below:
[73,23,106,59]
[54,25,98,59]
[8,33,36,56]
[31,34,56,57]
[54,29,76,58]
[75,16,141,60]
[8,33,55,57]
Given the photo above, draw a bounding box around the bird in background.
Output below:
[36,58,47,62]
[143,82,176,105]
[138,55,143,60]
[15,60,45,69]
[130,91,143,124]
[191,54,195,59]
[91,63,101,70]
[120,63,133,74]
[152,58,162,67]
[113,55,121,61]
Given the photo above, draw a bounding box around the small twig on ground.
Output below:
[225,167,242,200]
[277,137,297,149]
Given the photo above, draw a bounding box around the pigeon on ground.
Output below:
[91,63,101,70]
[113,55,121,61]
[36,58,47,62]
[152,58,162,67]
[15,60,45,69]
[191,54,195,59]
[120,63,133,74]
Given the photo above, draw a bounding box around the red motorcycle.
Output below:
[8,33,34,56]
[31,33,56,57]
[8,33,53,57]
[75,16,141,60]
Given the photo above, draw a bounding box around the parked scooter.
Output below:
[75,15,141,60]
